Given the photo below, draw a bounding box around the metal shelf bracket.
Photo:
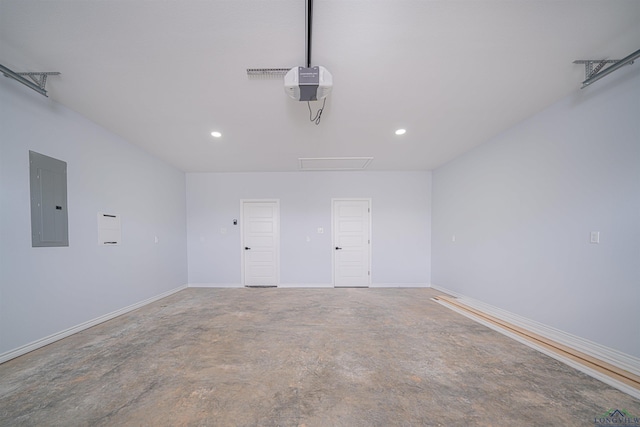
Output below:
[573,59,619,80]
[574,48,640,89]
[0,64,60,97]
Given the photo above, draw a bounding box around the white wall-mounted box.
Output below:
[98,213,121,245]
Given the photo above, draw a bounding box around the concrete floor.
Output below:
[1,288,639,426]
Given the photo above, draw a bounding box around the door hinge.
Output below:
[368,208,370,213]
[368,271,370,276]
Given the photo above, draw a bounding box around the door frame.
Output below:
[331,198,372,287]
[240,199,280,287]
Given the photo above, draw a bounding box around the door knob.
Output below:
[335,247,342,250]
[245,247,251,250]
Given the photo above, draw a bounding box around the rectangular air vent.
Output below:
[299,157,373,171]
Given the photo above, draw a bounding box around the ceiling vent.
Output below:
[298,157,373,171]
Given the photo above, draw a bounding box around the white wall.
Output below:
[432,66,640,357]
[186,171,431,286]
[0,78,188,355]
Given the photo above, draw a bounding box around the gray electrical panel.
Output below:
[29,151,69,247]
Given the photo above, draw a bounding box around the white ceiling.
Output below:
[2,1,639,172]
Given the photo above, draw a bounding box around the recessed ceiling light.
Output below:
[210,131,222,138]
[395,128,406,135]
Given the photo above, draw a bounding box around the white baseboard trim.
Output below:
[0,284,187,365]
[431,284,640,399]
[188,283,243,288]
[370,283,430,288]
[188,283,431,289]
[278,283,333,288]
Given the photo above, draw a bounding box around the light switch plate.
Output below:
[590,231,600,244]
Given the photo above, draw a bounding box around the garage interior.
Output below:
[1,1,639,425]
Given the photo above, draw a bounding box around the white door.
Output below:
[242,200,279,287]
[333,199,371,287]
